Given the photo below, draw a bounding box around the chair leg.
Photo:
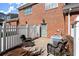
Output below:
[47,53,50,56]
[47,44,53,53]
[54,48,56,56]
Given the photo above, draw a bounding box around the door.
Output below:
[41,24,47,37]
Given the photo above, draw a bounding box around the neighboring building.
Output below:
[6,13,19,26]
[7,13,18,19]
[0,13,7,25]
[0,13,18,26]
[18,3,65,37]
[6,18,19,26]
[0,13,7,20]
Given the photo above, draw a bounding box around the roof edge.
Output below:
[6,18,19,23]
[18,3,38,10]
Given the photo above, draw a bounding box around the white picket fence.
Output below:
[18,24,40,39]
[0,24,22,52]
[0,24,41,53]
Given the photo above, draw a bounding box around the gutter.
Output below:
[6,18,19,23]
[18,3,38,10]
[63,4,79,14]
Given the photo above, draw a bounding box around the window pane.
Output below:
[53,3,58,8]
[50,3,53,9]
[45,3,58,10]
[24,7,32,15]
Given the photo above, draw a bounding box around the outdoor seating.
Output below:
[47,39,68,56]
[20,35,35,47]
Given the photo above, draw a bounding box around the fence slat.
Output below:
[3,22,6,51]
[0,29,1,52]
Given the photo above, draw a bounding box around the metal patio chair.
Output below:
[47,39,68,56]
[20,35,35,47]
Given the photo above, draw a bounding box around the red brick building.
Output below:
[6,3,76,39]
[2,3,79,55]
[18,3,66,37]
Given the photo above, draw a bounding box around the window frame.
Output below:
[45,3,58,10]
[24,7,32,15]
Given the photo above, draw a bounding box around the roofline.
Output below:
[18,3,38,10]
[6,18,19,23]
[7,13,18,15]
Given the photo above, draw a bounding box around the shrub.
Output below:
[63,35,73,56]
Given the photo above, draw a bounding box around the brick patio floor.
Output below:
[3,37,54,56]
[23,37,54,56]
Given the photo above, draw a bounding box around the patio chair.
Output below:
[47,39,68,56]
[20,35,35,47]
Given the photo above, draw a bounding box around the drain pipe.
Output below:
[68,8,72,35]
[68,8,76,56]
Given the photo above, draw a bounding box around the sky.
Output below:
[0,3,26,14]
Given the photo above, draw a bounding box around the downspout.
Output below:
[68,8,72,35]
[68,8,76,56]
[74,22,76,56]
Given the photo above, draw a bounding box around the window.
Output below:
[24,7,32,15]
[7,16,10,19]
[45,3,58,10]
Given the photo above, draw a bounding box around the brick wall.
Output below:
[19,3,65,37]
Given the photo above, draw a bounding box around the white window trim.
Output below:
[24,7,32,15]
[45,3,58,10]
